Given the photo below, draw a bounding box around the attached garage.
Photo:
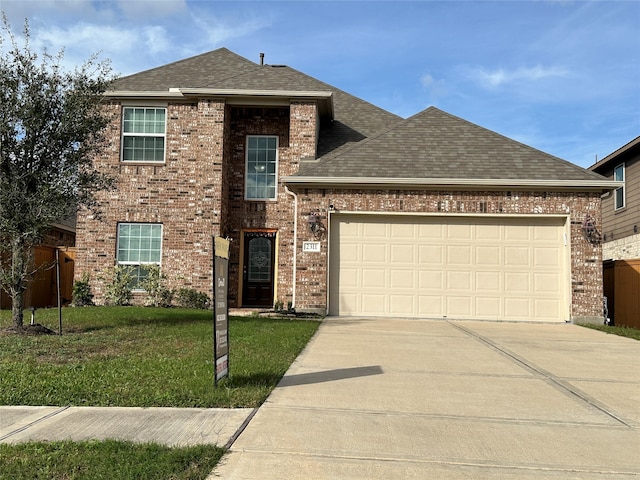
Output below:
[329,214,570,322]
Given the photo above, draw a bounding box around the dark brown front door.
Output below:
[242,231,276,307]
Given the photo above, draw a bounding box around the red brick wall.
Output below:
[75,100,318,307]
[75,100,227,302]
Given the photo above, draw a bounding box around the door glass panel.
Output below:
[248,237,272,282]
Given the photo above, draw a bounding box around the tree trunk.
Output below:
[10,237,28,331]
[11,284,24,331]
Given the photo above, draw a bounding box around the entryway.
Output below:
[241,230,276,307]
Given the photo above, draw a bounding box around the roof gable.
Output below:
[297,107,607,183]
[589,135,640,173]
[111,48,257,91]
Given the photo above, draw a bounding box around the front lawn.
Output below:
[0,440,224,480]
[578,323,640,341]
[0,306,320,407]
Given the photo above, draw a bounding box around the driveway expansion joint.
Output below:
[0,406,70,442]
[447,322,634,428]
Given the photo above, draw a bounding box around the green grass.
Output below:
[579,323,640,341]
[0,306,320,407]
[0,440,224,480]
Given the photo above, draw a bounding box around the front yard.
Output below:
[0,306,320,407]
[0,306,320,480]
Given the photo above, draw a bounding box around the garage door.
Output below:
[329,214,569,321]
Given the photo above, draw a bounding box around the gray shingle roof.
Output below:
[111,48,401,158]
[297,107,607,182]
[111,48,607,185]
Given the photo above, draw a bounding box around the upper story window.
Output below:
[122,107,166,162]
[116,223,163,289]
[614,163,625,210]
[245,136,278,200]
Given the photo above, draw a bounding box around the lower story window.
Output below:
[116,223,163,289]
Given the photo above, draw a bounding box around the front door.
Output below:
[242,231,276,307]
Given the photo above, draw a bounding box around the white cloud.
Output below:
[189,9,272,48]
[420,72,447,99]
[20,22,174,75]
[472,65,570,88]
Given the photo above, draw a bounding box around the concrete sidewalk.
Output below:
[212,318,640,479]
[0,405,253,447]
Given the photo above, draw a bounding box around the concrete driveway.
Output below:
[212,318,640,479]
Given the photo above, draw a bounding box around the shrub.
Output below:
[140,265,173,308]
[71,272,95,306]
[101,265,134,306]
[174,288,211,310]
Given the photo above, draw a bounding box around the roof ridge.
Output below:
[440,110,601,178]
[297,105,607,182]
[425,108,608,181]
[112,47,256,88]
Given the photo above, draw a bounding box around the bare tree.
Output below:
[0,15,115,331]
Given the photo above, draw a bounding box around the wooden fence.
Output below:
[0,246,75,310]
[603,259,640,329]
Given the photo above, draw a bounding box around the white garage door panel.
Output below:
[329,215,568,321]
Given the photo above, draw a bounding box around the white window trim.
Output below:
[245,135,279,201]
[614,163,625,211]
[116,223,164,290]
[121,106,167,164]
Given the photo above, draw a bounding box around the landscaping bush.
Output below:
[71,272,94,306]
[174,288,211,310]
[101,265,134,306]
[140,265,173,308]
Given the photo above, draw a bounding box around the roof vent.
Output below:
[260,52,264,65]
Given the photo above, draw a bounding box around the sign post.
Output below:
[213,236,230,385]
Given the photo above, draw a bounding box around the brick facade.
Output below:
[75,100,317,307]
[292,189,603,321]
[75,99,604,322]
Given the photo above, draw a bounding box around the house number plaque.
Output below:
[303,241,321,253]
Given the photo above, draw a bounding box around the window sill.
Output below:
[121,161,166,165]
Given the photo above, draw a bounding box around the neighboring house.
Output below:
[589,136,640,259]
[74,48,615,323]
[589,136,640,327]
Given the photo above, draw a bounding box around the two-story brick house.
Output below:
[75,48,615,323]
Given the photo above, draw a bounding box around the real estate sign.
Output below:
[213,236,230,385]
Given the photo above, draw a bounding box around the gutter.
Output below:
[284,186,298,309]
[282,176,622,192]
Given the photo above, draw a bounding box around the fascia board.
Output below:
[103,91,185,99]
[282,176,622,192]
[51,222,76,233]
[589,135,640,171]
[172,88,332,99]
[103,89,334,117]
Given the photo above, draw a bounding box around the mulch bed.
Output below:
[2,323,57,335]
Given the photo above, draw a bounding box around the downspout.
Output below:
[285,185,297,309]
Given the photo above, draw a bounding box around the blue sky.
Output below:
[2,0,639,168]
